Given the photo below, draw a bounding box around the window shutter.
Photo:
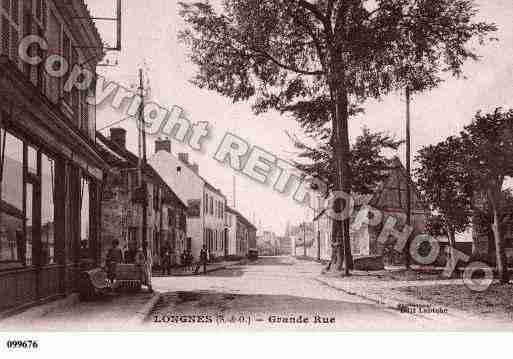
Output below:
[10,24,18,64]
[2,0,9,13]
[11,0,18,24]
[1,16,9,55]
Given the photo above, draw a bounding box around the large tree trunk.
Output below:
[446,226,457,275]
[488,188,510,284]
[329,78,353,275]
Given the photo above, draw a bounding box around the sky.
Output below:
[85,0,513,235]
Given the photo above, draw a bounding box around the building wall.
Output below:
[151,151,204,260]
[100,169,164,269]
[0,0,105,313]
[226,212,237,256]
[203,186,226,259]
[151,150,228,261]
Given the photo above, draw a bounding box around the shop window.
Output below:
[80,177,90,257]
[1,131,23,210]
[25,183,33,266]
[0,128,56,267]
[41,154,54,264]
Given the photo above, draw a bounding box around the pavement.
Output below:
[3,256,512,330]
[1,291,160,331]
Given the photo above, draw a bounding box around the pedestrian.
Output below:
[186,250,193,271]
[124,240,137,264]
[106,239,123,284]
[195,246,208,275]
[181,250,187,272]
[135,246,153,292]
[161,247,171,275]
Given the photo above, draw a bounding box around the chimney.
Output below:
[155,138,171,153]
[178,153,189,165]
[191,163,199,174]
[110,128,127,149]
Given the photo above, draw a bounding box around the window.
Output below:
[62,32,71,106]
[153,185,160,212]
[0,126,56,267]
[0,130,25,264]
[0,131,24,265]
[203,193,208,214]
[209,196,213,215]
[1,132,23,210]
[80,177,90,256]
[41,154,54,265]
[80,88,89,134]
[71,48,80,121]
[0,0,21,65]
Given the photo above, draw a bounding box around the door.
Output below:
[224,228,229,257]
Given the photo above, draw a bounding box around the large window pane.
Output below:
[27,145,37,175]
[80,177,90,258]
[2,131,23,211]
[41,154,54,265]
[25,183,33,266]
[0,213,23,263]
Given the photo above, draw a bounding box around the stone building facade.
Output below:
[97,130,187,269]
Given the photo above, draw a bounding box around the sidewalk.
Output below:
[315,271,513,330]
[153,260,242,277]
[0,290,160,331]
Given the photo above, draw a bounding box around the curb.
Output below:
[126,291,161,327]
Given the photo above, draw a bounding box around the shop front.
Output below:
[0,56,106,315]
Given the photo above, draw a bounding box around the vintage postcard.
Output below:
[0,0,513,341]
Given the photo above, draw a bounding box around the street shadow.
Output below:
[148,290,405,329]
[246,256,296,266]
[204,266,246,278]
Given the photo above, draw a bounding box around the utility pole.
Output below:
[232,175,236,208]
[317,230,321,262]
[303,223,307,258]
[139,68,149,258]
[405,86,412,269]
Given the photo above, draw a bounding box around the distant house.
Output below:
[96,130,187,268]
[314,157,429,262]
[151,140,228,261]
[227,206,257,257]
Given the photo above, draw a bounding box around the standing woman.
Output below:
[106,239,123,284]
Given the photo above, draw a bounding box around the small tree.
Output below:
[461,108,513,283]
[292,127,403,195]
[415,136,473,268]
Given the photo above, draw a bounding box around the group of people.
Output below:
[160,248,194,275]
[105,239,150,285]
[107,240,211,281]
[160,246,210,275]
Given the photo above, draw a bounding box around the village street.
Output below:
[2,256,513,331]
[146,257,513,331]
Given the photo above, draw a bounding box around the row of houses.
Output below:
[0,0,257,315]
[97,129,258,269]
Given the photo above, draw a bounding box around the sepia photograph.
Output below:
[0,0,513,349]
